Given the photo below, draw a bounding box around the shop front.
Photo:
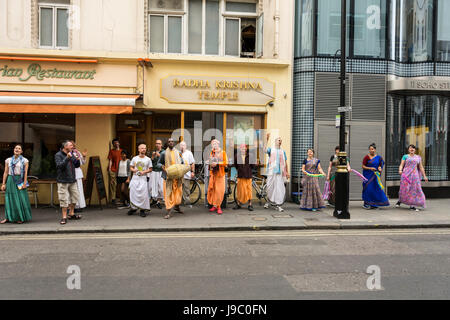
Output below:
[0,55,140,205]
[386,76,450,197]
[117,58,291,175]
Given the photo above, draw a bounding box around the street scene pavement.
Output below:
[0,199,449,234]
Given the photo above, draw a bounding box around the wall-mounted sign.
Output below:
[0,61,137,88]
[0,63,96,81]
[388,76,450,92]
[160,75,275,106]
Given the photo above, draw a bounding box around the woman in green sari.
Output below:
[1,144,32,224]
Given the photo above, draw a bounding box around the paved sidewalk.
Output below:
[0,199,449,235]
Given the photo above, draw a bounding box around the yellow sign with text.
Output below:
[161,75,275,106]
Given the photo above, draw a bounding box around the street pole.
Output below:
[333,0,350,219]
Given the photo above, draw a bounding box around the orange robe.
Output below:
[163,149,183,210]
[207,150,227,208]
[164,179,182,210]
[236,178,252,204]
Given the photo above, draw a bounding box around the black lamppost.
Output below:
[333,0,350,219]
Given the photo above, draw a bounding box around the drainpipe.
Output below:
[273,0,280,58]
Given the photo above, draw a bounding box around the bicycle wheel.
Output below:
[251,180,264,206]
[226,179,236,205]
[189,180,202,205]
[232,182,238,205]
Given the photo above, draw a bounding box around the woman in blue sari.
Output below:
[361,143,390,209]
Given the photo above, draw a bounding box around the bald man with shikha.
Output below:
[128,144,152,217]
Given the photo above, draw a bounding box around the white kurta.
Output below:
[266,174,285,205]
[149,171,164,199]
[129,156,151,210]
[75,154,86,209]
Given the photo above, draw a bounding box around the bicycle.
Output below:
[225,171,236,205]
[187,163,206,205]
[232,174,287,207]
[187,175,202,205]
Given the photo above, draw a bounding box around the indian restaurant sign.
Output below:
[1,63,96,81]
[0,61,137,88]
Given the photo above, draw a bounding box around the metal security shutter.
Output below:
[348,123,385,200]
[316,124,340,168]
[351,74,386,121]
[315,73,350,120]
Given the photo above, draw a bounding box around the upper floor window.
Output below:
[224,0,258,57]
[38,0,70,49]
[316,0,350,56]
[437,0,450,61]
[297,0,387,59]
[149,0,184,53]
[393,0,433,62]
[148,0,262,57]
[352,0,386,59]
[295,0,314,57]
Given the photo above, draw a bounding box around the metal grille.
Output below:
[314,72,350,120]
[351,74,386,121]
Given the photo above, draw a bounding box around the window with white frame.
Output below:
[38,0,70,49]
[148,0,262,57]
[149,0,184,53]
[224,0,258,57]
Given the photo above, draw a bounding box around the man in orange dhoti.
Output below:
[157,138,183,219]
[207,139,227,215]
[233,144,255,211]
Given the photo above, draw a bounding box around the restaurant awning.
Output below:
[0,92,140,114]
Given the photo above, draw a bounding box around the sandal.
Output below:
[68,214,82,220]
[164,214,171,219]
[15,221,24,224]
[0,219,8,224]
[60,218,67,225]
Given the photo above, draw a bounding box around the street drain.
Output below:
[272,214,293,218]
[252,217,267,221]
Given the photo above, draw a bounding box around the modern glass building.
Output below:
[293,0,450,198]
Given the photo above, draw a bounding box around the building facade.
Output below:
[294,0,450,199]
[0,0,294,205]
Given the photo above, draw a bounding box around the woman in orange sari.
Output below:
[207,139,228,215]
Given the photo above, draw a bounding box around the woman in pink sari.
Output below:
[396,144,428,212]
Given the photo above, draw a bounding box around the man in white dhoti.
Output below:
[149,139,164,209]
[71,141,87,213]
[128,144,152,217]
[264,133,290,212]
